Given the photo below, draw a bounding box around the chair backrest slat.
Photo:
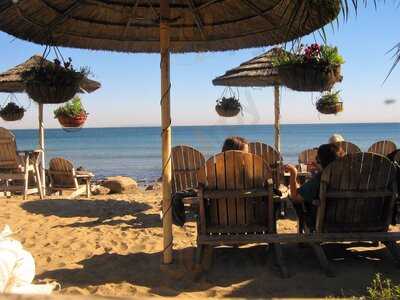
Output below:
[171,145,205,194]
[335,141,361,155]
[317,153,397,233]
[49,157,78,188]
[199,151,273,234]
[248,142,282,186]
[298,148,318,165]
[368,140,397,156]
[0,128,19,169]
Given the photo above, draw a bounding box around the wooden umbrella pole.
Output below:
[274,85,281,153]
[38,103,46,195]
[160,0,173,264]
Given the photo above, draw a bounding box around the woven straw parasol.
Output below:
[0,55,100,93]
[0,0,340,264]
[0,55,101,193]
[213,47,285,153]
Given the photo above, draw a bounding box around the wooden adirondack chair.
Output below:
[171,145,205,196]
[368,140,397,156]
[196,150,288,277]
[335,141,361,155]
[0,127,43,199]
[248,142,283,187]
[48,157,93,199]
[309,152,400,276]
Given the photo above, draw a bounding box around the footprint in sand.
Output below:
[120,242,128,251]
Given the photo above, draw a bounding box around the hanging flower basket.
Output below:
[25,82,80,104]
[0,102,25,121]
[316,91,344,115]
[279,63,342,92]
[22,58,89,104]
[54,96,88,128]
[273,44,344,92]
[215,97,242,117]
[57,112,87,127]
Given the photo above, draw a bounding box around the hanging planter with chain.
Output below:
[316,91,343,115]
[54,96,88,129]
[215,87,242,117]
[0,94,27,122]
[21,46,90,104]
[274,44,344,92]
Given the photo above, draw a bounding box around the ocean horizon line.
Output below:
[9,121,400,131]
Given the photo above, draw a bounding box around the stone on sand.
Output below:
[101,176,138,194]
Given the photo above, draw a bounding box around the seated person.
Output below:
[284,143,341,231]
[329,134,346,157]
[329,133,344,144]
[221,136,249,152]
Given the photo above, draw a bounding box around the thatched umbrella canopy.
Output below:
[0,54,101,194]
[213,47,285,153]
[0,0,340,264]
[0,1,340,53]
[0,55,101,93]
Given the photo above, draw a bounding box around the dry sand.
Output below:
[0,189,399,299]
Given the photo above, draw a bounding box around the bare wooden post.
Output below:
[38,103,46,196]
[274,85,281,153]
[160,0,173,264]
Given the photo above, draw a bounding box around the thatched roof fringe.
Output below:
[0,0,340,53]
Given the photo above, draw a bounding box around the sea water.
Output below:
[10,123,400,183]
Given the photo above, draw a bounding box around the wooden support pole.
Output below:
[274,85,281,153]
[160,0,173,264]
[38,103,46,196]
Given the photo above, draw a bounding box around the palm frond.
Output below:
[384,42,400,82]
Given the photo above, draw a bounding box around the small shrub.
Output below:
[366,273,400,300]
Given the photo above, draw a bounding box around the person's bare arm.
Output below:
[284,164,304,204]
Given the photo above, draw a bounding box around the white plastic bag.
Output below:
[0,225,58,294]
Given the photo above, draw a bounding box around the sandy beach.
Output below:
[0,188,398,299]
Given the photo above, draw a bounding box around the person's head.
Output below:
[316,143,341,169]
[329,134,344,144]
[222,136,249,153]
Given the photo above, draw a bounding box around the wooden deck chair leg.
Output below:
[272,243,289,278]
[201,245,214,271]
[85,179,91,198]
[310,243,335,277]
[383,241,400,267]
[195,244,205,270]
[23,171,29,200]
[34,164,44,200]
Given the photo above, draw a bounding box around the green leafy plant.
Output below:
[22,58,89,87]
[0,102,25,114]
[366,273,400,300]
[319,90,341,104]
[216,97,242,111]
[273,44,344,67]
[53,96,87,118]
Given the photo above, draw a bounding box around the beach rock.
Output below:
[92,185,110,195]
[101,176,138,194]
[146,183,162,191]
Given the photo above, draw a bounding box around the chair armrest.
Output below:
[75,171,94,178]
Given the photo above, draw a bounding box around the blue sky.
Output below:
[0,3,399,129]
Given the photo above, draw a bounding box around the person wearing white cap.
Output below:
[329,133,344,144]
